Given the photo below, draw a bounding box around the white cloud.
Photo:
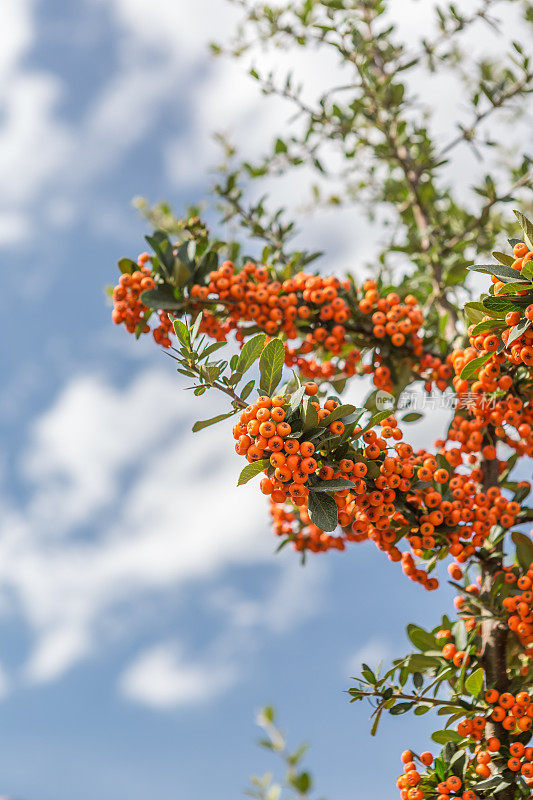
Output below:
[24,626,92,684]
[0,367,325,698]
[345,637,391,675]
[0,662,10,699]
[119,641,238,709]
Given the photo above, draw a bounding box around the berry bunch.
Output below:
[503,562,533,656]
[111,250,453,397]
[257,407,519,588]
[111,256,154,334]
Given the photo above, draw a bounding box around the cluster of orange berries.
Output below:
[191,262,353,341]
[503,562,533,655]
[284,341,362,383]
[111,255,154,334]
[397,750,475,800]
[358,281,424,349]
[113,253,453,399]
[398,731,533,799]
[501,307,533,368]
[111,254,176,347]
[483,688,533,736]
[447,372,533,464]
[471,734,533,781]
[396,749,434,800]
[357,280,451,392]
[270,448,519,590]
[408,471,519,559]
[270,500,347,552]
[444,398,533,460]
[250,400,517,586]
[491,241,533,371]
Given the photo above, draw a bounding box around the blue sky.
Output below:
[0,1,530,799]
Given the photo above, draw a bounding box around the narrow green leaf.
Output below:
[303,398,319,431]
[514,210,533,250]
[289,386,306,414]
[237,459,269,486]
[240,379,255,401]
[492,250,516,268]
[431,730,462,745]
[236,333,266,377]
[459,353,491,381]
[173,318,190,347]
[470,319,506,335]
[319,404,359,426]
[192,411,235,433]
[259,339,285,395]
[314,479,355,492]
[494,281,532,295]
[469,263,523,282]
[402,412,423,422]
[507,317,530,346]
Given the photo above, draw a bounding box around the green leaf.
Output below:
[465,667,484,698]
[402,412,423,422]
[464,302,487,323]
[512,532,533,571]
[173,259,191,288]
[118,257,136,274]
[494,281,532,295]
[290,772,311,794]
[319,404,358,426]
[314,479,355,492]
[172,318,190,347]
[484,295,527,314]
[406,654,440,670]
[431,730,462,745]
[259,339,285,395]
[236,333,266,377]
[389,702,414,715]
[514,210,533,250]
[474,776,506,792]
[370,707,383,736]
[453,620,468,650]
[190,313,202,342]
[237,459,269,486]
[470,319,506,335]
[192,412,235,433]
[523,260,533,281]
[140,286,179,310]
[146,231,175,274]
[492,250,516,268]
[303,398,319,432]
[413,672,423,690]
[307,491,338,532]
[289,386,306,414]
[469,263,524,282]
[459,353,491,381]
[507,317,530,346]
[406,624,436,652]
[240,379,255,401]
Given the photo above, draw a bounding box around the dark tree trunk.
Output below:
[479,454,514,800]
